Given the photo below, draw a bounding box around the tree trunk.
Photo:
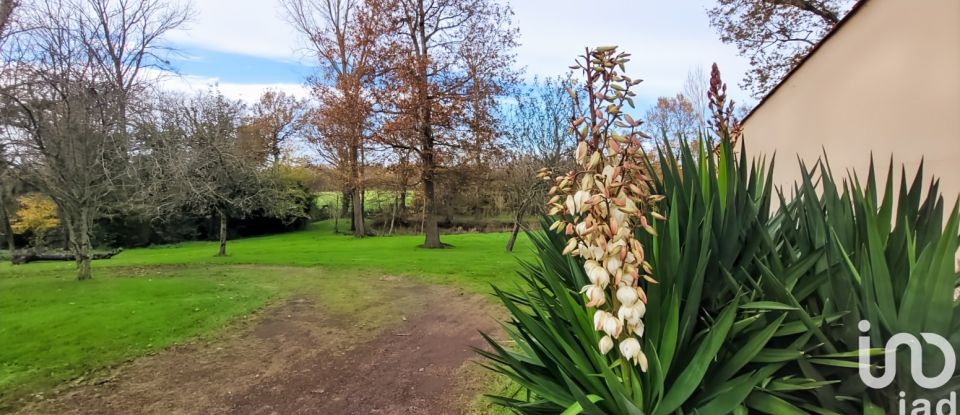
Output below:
[418,86,442,247]
[350,140,365,237]
[333,193,341,233]
[422,168,442,248]
[351,187,365,237]
[388,194,398,236]
[345,188,355,232]
[505,203,527,252]
[13,248,121,264]
[65,207,93,281]
[506,221,521,252]
[0,189,14,252]
[217,211,228,257]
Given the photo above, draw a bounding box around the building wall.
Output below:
[742,0,960,208]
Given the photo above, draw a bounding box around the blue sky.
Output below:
[168,47,313,84]
[158,0,753,107]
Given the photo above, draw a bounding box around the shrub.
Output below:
[11,193,60,248]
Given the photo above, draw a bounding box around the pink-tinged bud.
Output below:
[582,285,606,307]
[637,350,649,373]
[609,139,621,153]
[565,223,575,235]
[576,141,588,162]
[637,287,648,304]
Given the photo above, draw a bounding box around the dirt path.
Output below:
[14,278,503,415]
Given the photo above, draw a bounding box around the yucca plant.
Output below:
[481,47,958,415]
[773,159,960,412]
[480,135,847,414]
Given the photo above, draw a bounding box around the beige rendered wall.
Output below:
[742,0,960,209]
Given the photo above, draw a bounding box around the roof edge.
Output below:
[741,0,871,124]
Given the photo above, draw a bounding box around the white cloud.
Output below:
[143,69,310,103]
[166,0,306,61]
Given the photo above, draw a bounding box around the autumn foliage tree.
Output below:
[283,0,385,237]
[11,193,58,248]
[375,0,518,248]
[249,89,305,165]
[708,0,857,97]
[643,93,698,145]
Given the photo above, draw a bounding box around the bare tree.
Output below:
[501,75,578,251]
[0,142,16,252]
[708,0,856,97]
[0,0,19,253]
[683,65,709,133]
[147,91,272,257]
[644,93,698,147]
[1,0,188,280]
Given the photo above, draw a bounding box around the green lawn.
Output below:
[0,221,532,409]
[315,190,412,214]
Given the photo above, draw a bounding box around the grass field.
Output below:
[315,190,411,214]
[0,221,532,409]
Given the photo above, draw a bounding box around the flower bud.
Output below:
[593,310,609,331]
[581,284,606,307]
[588,265,610,288]
[637,349,649,372]
[605,257,622,275]
[602,314,622,337]
[619,337,641,364]
[616,285,639,305]
[599,335,614,354]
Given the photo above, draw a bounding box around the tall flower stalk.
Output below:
[541,46,663,372]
